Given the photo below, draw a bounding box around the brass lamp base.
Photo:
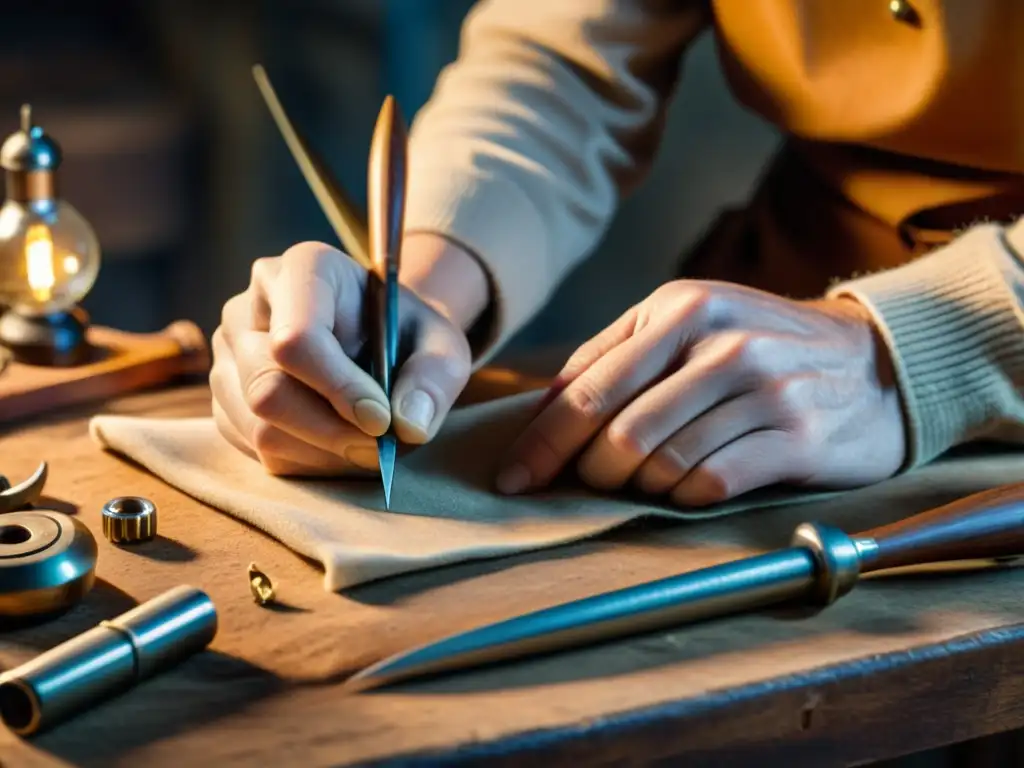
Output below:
[0,306,91,367]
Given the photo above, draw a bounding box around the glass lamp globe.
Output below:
[0,105,101,366]
[0,199,100,317]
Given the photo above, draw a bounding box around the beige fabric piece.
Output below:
[89,391,831,592]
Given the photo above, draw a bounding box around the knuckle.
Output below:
[656,443,692,474]
[520,427,562,473]
[281,240,336,270]
[770,378,804,420]
[249,419,281,456]
[562,379,608,421]
[260,456,293,477]
[269,325,312,367]
[250,256,279,287]
[219,294,246,334]
[208,364,225,397]
[714,332,770,377]
[210,327,227,359]
[244,368,291,420]
[661,284,707,321]
[605,422,650,458]
[676,468,731,506]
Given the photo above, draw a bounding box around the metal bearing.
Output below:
[102,497,157,545]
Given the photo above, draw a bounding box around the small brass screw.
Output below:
[248,562,276,606]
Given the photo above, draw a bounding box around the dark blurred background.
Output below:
[0,0,779,361]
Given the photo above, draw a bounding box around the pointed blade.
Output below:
[345,548,819,691]
[377,435,396,510]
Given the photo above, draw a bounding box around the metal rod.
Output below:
[0,585,217,736]
[348,479,1024,691]
[348,546,821,690]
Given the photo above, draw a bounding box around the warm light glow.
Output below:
[62,254,80,275]
[25,223,55,302]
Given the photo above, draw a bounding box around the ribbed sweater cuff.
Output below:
[404,167,552,369]
[827,225,1024,469]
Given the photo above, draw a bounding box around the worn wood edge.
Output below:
[359,622,1024,767]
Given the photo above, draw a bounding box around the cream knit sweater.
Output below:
[400,0,1024,470]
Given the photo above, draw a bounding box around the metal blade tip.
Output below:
[377,436,396,510]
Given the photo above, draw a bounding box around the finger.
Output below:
[390,314,472,444]
[232,329,374,455]
[265,242,392,436]
[496,315,682,494]
[248,256,282,331]
[211,397,256,460]
[629,392,772,495]
[210,333,377,475]
[218,293,253,349]
[545,305,639,396]
[552,307,638,385]
[212,398,353,478]
[670,429,809,507]
[578,332,801,489]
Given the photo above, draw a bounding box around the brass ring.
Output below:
[102,497,157,544]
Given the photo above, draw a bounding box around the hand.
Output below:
[496,281,906,505]
[210,240,472,475]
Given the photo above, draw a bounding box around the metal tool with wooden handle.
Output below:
[348,483,1024,690]
[0,321,209,424]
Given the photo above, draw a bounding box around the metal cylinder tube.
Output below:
[0,585,217,736]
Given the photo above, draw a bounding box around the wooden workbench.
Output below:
[3,383,1024,767]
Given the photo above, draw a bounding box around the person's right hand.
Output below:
[210,240,473,476]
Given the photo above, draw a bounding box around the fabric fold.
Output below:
[89,392,830,591]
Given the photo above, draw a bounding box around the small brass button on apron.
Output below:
[889,0,921,26]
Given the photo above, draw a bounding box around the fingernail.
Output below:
[345,445,379,470]
[496,464,530,495]
[353,399,390,435]
[399,389,435,435]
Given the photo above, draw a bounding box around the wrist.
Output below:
[400,232,491,333]
[819,297,898,387]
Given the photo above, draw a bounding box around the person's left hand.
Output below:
[495,280,907,506]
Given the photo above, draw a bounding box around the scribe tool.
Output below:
[347,482,1024,690]
[252,65,406,508]
[365,96,407,509]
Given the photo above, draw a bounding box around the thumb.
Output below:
[390,314,471,444]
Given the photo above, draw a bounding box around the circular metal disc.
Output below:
[0,510,97,619]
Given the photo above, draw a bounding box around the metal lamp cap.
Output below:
[0,105,62,173]
[102,497,157,545]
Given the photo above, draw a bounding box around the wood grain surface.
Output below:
[1,384,1024,767]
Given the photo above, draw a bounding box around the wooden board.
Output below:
[2,384,1024,767]
[0,322,210,426]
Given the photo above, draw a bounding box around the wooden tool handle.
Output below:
[854,483,1024,572]
[0,320,210,424]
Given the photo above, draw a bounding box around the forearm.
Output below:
[404,0,711,362]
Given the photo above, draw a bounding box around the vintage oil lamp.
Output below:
[0,105,101,366]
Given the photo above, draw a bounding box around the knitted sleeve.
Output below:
[403,0,712,362]
[827,222,1024,468]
